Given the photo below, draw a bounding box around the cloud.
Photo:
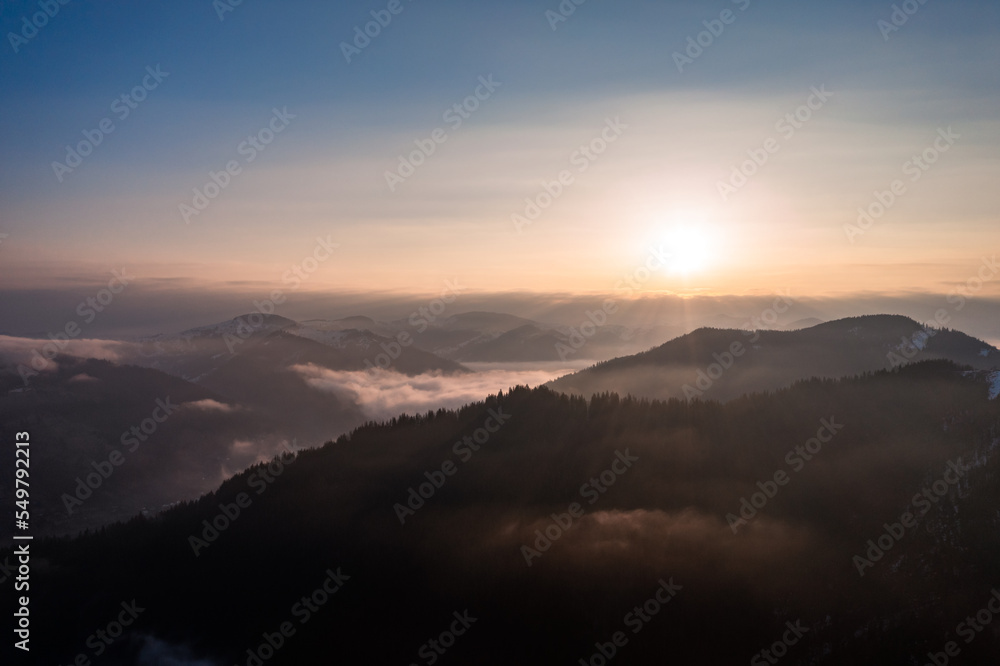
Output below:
[136,635,219,666]
[0,335,131,368]
[182,399,236,413]
[509,508,825,596]
[68,372,100,383]
[215,437,299,481]
[292,363,577,420]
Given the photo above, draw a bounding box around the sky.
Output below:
[1,0,998,302]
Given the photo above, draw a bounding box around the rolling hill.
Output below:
[549,315,1000,402]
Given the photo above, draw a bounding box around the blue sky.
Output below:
[1,0,998,296]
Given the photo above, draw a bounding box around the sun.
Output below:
[659,225,713,275]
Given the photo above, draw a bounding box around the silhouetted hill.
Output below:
[783,316,825,329]
[131,317,467,446]
[0,356,280,539]
[17,361,1000,665]
[549,314,999,402]
[453,323,569,361]
[286,310,678,362]
[137,314,466,380]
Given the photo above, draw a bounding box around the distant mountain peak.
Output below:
[178,314,298,338]
[811,313,921,330]
[782,317,825,330]
[549,314,999,403]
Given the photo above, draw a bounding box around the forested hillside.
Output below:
[14,360,1000,665]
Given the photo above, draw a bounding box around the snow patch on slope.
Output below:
[989,371,1000,400]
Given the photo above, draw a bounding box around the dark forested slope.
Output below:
[14,360,1000,665]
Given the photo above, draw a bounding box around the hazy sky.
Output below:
[1,0,998,298]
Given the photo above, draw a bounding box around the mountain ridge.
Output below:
[549,314,999,402]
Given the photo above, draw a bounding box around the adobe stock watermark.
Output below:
[340,0,416,63]
[844,126,959,243]
[578,578,682,666]
[853,458,969,576]
[363,278,464,371]
[727,417,844,534]
[556,242,679,360]
[405,279,464,334]
[408,610,478,666]
[681,291,794,400]
[512,117,627,234]
[235,567,350,666]
[943,254,999,319]
[179,107,295,224]
[50,600,145,663]
[750,620,810,665]
[16,269,133,385]
[189,448,297,556]
[922,589,1000,666]
[886,255,999,368]
[12,545,29,651]
[614,242,691,297]
[545,0,589,31]
[0,554,17,585]
[61,397,180,515]
[878,0,932,41]
[224,236,339,354]
[213,0,245,21]
[520,449,639,566]
[555,299,619,361]
[556,241,684,359]
[51,66,169,182]
[7,0,72,54]
[393,406,511,524]
[717,85,833,202]
[672,0,752,73]
[385,75,501,192]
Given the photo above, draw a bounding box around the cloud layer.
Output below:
[294,363,580,420]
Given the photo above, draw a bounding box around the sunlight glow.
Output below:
[660,225,714,275]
